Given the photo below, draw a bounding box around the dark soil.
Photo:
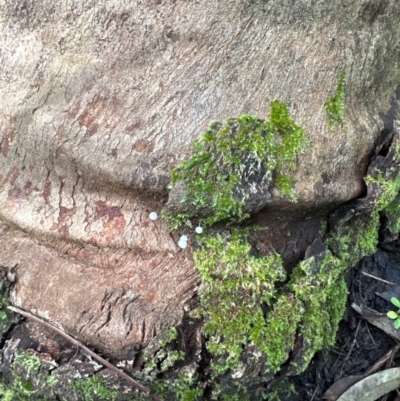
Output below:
[286,239,400,401]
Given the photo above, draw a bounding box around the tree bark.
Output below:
[0,0,400,398]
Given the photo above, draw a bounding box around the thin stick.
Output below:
[361,271,397,285]
[364,343,400,376]
[365,321,376,347]
[340,320,361,377]
[8,306,164,401]
[310,386,318,401]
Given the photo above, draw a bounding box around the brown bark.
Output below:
[0,0,399,374]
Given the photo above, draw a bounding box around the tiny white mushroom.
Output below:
[149,212,158,221]
[180,235,188,242]
[195,226,203,234]
[178,240,188,249]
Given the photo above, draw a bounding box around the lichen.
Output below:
[164,100,307,229]
[324,72,345,131]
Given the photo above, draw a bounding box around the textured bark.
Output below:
[0,0,400,368]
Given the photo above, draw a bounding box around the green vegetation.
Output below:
[324,72,345,131]
[262,379,296,401]
[142,326,186,377]
[0,350,58,401]
[387,297,400,329]
[164,100,307,229]
[148,373,203,401]
[0,278,13,337]
[72,375,118,401]
[384,194,400,234]
[193,230,286,374]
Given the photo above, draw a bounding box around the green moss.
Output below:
[164,101,307,229]
[142,326,186,377]
[364,148,400,238]
[0,279,13,337]
[13,352,41,377]
[262,294,302,372]
[0,350,58,401]
[262,379,296,401]
[193,230,286,374]
[160,99,400,397]
[72,375,117,401]
[263,251,348,374]
[211,380,251,401]
[324,72,345,131]
[384,194,400,233]
[328,211,380,267]
[147,373,203,401]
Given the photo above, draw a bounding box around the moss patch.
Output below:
[0,350,58,401]
[72,376,118,401]
[193,230,286,374]
[164,101,307,229]
[324,72,345,131]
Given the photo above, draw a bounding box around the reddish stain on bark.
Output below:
[50,206,77,237]
[7,181,34,202]
[56,126,65,139]
[58,224,70,237]
[42,181,52,205]
[125,121,141,134]
[78,98,106,136]
[6,166,20,186]
[68,99,82,119]
[7,186,23,200]
[88,123,99,136]
[59,206,77,220]
[94,201,126,243]
[133,139,155,153]
[1,127,15,157]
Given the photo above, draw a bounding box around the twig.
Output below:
[310,386,318,401]
[364,343,400,376]
[340,319,361,377]
[361,271,397,286]
[8,306,164,401]
[365,321,376,347]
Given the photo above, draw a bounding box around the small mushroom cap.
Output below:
[178,240,188,249]
[195,226,203,234]
[149,212,158,221]
[180,235,188,242]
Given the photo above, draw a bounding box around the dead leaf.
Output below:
[336,367,400,401]
[351,303,400,341]
[322,375,364,400]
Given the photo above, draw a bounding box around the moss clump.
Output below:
[142,327,186,377]
[144,372,203,401]
[262,294,303,372]
[263,251,348,374]
[72,375,118,401]
[324,72,345,131]
[193,230,286,374]
[288,254,348,372]
[165,101,307,229]
[384,194,400,234]
[0,350,58,401]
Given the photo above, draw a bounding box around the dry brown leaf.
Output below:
[322,375,365,400]
[336,368,400,401]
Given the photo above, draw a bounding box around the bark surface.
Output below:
[0,0,399,372]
